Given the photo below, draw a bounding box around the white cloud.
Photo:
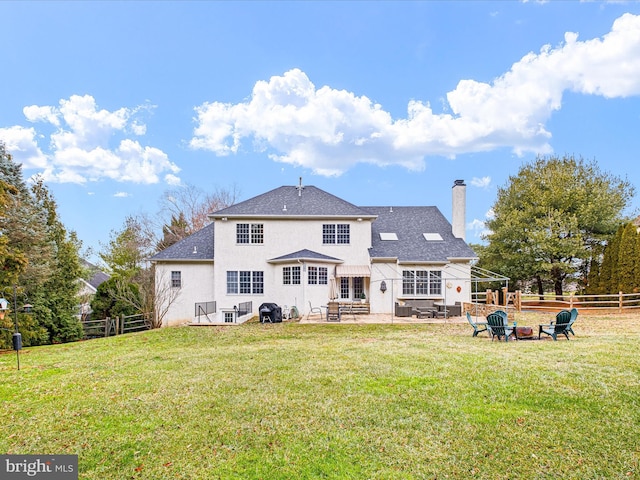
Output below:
[164,174,182,186]
[467,218,489,239]
[4,95,180,185]
[23,105,60,126]
[191,13,640,176]
[471,176,491,188]
[0,126,48,168]
[113,191,130,198]
[485,208,495,220]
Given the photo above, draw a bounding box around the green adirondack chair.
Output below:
[538,309,572,340]
[486,312,515,342]
[466,312,488,337]
[567,308,578,336]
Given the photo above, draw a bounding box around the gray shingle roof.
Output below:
[269,249,342,263]
[80,260,110,289]
[151,186,476,264]
[363,206,477,262]
[210,185,375,218]
[88,271,110,289]
[150,223,215,261]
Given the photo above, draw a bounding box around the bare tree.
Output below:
[107,267,181,328]
[160,182,240,236]
[151,269,182,328]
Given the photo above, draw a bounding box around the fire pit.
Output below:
[514,326,535,339]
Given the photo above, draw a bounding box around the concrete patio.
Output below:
[298,312,465,324]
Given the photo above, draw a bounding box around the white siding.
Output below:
[213,218,372,316]
[369,261,473,314]
[155,262,214,326]
[155,217,473,324]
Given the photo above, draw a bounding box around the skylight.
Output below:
[379,232,398,241]
[423,233,443,241]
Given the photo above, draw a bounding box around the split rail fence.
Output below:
[470,288,640,315]
[81,312,152,339]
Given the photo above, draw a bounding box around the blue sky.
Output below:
[2,1,640,261]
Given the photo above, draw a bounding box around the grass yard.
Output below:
[1,313,639,479]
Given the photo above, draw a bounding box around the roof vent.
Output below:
[296,177,304,197]
[283,204,287,212]
[193,246,198,254]
[389,207,393,213]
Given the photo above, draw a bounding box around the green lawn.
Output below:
[1,314,639,479]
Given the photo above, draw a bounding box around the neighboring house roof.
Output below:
[87,270,110,290]
[80,259,110,292]
[150,223,215,261]
[268,249,343,264]
[210,185,376,218]
[364,206,477,263]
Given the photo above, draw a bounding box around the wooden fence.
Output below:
[472,288,640,314]
[520,292,640,314]
[81,313,152,339]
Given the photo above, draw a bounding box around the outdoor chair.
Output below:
[567,307,578,336]
[339,302,356,321]
[327,301,340,322]
[466,312,488,337]
[493,310,508,321]
[486,312,515,342]
[538,309,572,341]
[308,301,324,321]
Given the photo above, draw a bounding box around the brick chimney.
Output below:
[452,179,466,240]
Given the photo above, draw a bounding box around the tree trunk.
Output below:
[536,275,544,299]
[554,279,564,301]
[552,266,564,300]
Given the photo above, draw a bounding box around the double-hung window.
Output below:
[237,223,264,244]
[322,224,350,244]
[308,266,328,285]
[171,271,182,288]
[318,267,328,285]
[227,270,264,294]
[283,266,301,285]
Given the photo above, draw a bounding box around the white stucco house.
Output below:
[150,180,477,325]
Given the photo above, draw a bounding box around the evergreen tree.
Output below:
[32,177,84,343]
[157,212,189,251]
[0,143,52,290]
[617,223,638,293]
[0,179,27,285]
[90,277,140,319]
[0,143,83,346]
[598,225,623,294]
[635,226,640,293]
[585,248,601,295]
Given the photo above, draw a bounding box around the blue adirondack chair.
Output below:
[538,309,572,340]
[466,312,488,337]
[486,312,515,342]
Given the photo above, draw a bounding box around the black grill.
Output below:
[259,303,282,323]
